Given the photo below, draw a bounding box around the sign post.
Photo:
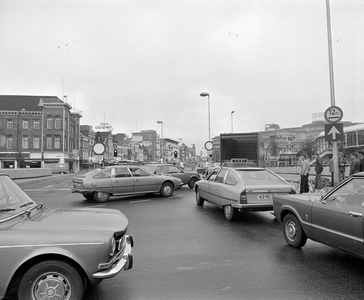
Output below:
[324,106,343,186]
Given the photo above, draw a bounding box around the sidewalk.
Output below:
[13,173,75,188]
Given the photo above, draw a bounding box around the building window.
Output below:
[46,136,52,149]
[22,136,29,149]
[34,120,40,129]
[347,131,357,147]
[358,130,364,146]
[33,136,40,149]
[22,120,29,129]
[55,136,61,148]
[47,118,53,129]
[55,118,61,129]
[7,120,13,129]
[6,137,13,149]
[293,146,300,153]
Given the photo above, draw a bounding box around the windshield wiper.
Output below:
[20,201,35,208]
[0,207,16,212]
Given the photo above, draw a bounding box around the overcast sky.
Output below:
[1,0,364,154]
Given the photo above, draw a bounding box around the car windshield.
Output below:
[236,169,285,186]
[0,175,35,211]
[142,166,155,173]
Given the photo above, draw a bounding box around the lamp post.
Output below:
[231,111,235,133]
[157,120,163,162]
[199,92,210,141]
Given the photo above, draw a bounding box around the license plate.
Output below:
[257,194,274,200]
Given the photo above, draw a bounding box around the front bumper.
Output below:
[93,235,134,279]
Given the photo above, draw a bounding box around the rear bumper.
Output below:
[232,203,273,211]
[93,235,134,279]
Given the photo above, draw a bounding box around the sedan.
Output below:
[143,163,200,188]
[71,165,183,202]
[194,166,296,221]
[0,173,133,300]
[273,172,364,259]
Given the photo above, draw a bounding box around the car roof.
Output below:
[221,162,256,168]
[352,171,364,178]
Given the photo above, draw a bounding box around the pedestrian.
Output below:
[313,153,323,190]
[349,152,361,176]
[328,155,334,186]
[338,152,347,182]
[359,151,364,172]
[299,154,310,193]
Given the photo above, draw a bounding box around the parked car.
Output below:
[44,163,70,174]
[273,172,364,259]
[71,165,183,202]
[143,163,200,188]
[194,165,296,221]
[0,173,133,300]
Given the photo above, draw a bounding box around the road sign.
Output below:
[324,106,343,123]
[93,142,106,155]
[204,141,213,151]
[325,123,344,141]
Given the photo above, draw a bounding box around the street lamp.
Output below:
[231,111,235,133]
[157,120,163,162]
[199,92,210,141]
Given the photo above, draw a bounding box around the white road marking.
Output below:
[129,199,152,203]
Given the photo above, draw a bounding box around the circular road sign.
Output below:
[204,141,214,151]
[324,106,343,124]
[93,142,106,155]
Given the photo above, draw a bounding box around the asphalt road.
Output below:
[5,175,364,300]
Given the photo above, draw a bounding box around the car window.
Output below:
[326,178,364,207]
[129,167,150,177]
[225,171,238,186]
[115,167,131,178]
[215,169,227,183]
[166,166,181,173]
[236,170,284,186]
[156,166,167,174]
[93,169,112,179]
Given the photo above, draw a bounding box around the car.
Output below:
[143,163,200,188]
[0,173,133,300]
[273,172,364,259]
[71,165,183,202]
[194,165,296,221]
[44,163,70,174]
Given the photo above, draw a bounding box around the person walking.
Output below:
[349,152,361,176]
[299,154,310,193]
[338,152,348,182]
[359,151,364,172]
[313,153,323,190]
[328,155,334,187]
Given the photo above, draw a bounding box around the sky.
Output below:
[1,0,364,154]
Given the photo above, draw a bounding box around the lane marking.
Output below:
[129,199,152,203]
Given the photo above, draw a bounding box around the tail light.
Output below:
[239,190,247,204]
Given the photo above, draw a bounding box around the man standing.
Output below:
[328,155,334,186]
[359,151,364,172]
[349,152,361,176]
[299,154,310,193]
[313,153,323,190]
[338,152,347,182]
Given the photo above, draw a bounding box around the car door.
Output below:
[111,166,135,194]
[165,165,188,184]
[207,169,227,206]
[129,166,159,193]
[219,170,240,206]
[311,178,364,257]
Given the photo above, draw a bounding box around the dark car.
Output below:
[194,165,296,221]
[273,172,364,259]
[71,165,183,202]
[143,163,200,188]
[0,173,133,300]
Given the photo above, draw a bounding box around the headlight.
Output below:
[110,237,116,256]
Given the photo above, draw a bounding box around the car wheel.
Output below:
[94,191,110,202]
[18,260,84,300]
[195,188,204,206]
[160,182,173,197]
[188,177,197,189]
[282,214,307,248]
[83,193,94,200]
[224,205,238,221]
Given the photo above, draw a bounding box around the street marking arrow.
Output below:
[328,125,340,140]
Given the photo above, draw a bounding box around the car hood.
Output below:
[5,206,129,233]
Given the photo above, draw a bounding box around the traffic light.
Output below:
[174,151,178,158]
[113,149,118,158]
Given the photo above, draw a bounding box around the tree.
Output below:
[297,136,316,159]
[269,138,279,157]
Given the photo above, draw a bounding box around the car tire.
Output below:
[282,213,307,248]
[195,188,204,206]
[188,177,198,189]
[224,205,238,221]
[94,191,110,202]
[18,260,84,300]
[160,182,173,197]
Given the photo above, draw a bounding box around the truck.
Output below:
[220,132,264,167]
